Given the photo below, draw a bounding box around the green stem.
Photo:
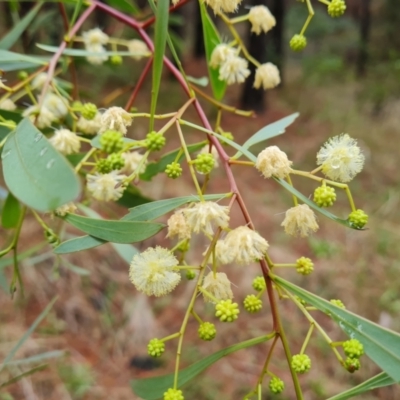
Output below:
[300,0,315,36]
[300,323,314,354]
[286,175,298,206]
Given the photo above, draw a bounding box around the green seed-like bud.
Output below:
[295,296,307,306]
[343,339,364,359]
[72,100,83,110]
[45,229,59,246]
[100,130,124,154]
[330,299,346,309]
[107,153,125,170]
[252,276,266,292]
[177,240,190,253]
[147,338,165,358]
[269,376,285,394]
[165,162,183,179]
[198,322,217,341]
[328,0,346,17]
[344,357,360,373]
[291,354,311,374]
[194,153,215,175]
[163,388,184,400]
[289,34,307,51]
[313,185,336,207]
[348,209,368,229]
[243,294,263,313]
[215,299,240,322]
[18,71,29,80]
[81,102,98,120]
[96,158,112,174]
[296,256,314,275]
[185,269,196,280]
[111,55,123,65]
[146,131,166,151]
[221,131,234,145]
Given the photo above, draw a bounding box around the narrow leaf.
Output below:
[0,3,42,50]
[2,350,65,367]
[54,235,105,254]
[327,372,396,400]
[64,214,164,244]
[2,119,81,212]
[199,2,226,100]
[1,192,21,229]
[0,364,48,389]
[232,113,300,159]
[122,193,230,221]
[131,335,272,399]
[149,0,169,131]
[106,0,139,14]
[2,297,57,368]
[116,186,153,208]
[274,276,400,382]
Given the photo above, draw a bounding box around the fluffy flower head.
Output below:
[182,201,230,236]
[31,73,50,91]
[254,63,281,90]
[23,105,56,129]
[128,39,150,60]
[202,272,233,304]
[255,145,292,179]
[248,6,276,35]
[281,204,319,237]
[49,129,81,155]
[129,247,180,297]
[316,134,364,183]
[100,106,133,135]
[219,55,250,85]
[77,113,102,135]
[0,99,16,111]
[167,212,191,240]
[120,151,147,175]
[204,0,242,14]
[209,44,236,69]
[85,44,108,65]
[83,28,109,46]
[216,226,269,265]
[54,202,77,217]
[42,93,68,118]
[86,171,126,202]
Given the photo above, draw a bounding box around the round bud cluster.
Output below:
[185,269,196,280]
[215,300,240,322]
[348,209,368,229]
[163,388,184,400]
[291,354,311,374]
[96,158,112,174]
[330,299,346,309]
[165,162,183,179]
[313,185,336,207]
[194,153,215,175]
[243,294,262,313]
[108,153,125,170]
[18,71,29,80]
[146,131,166,151]
[198,322,217,341]
[343,339,364,359]
[147,338,165,358]
[296,257,314,275]
[111,55,123,65]
[344,357,360,373]
[252,276,266,292]
[72,100,83,110]
[100,130,124,154]
[81,103,97,120]
[289,34,307,51]
[269,376,285,394]
[328,0,346,17]
[177,241,190,253]
[221,131,234,144]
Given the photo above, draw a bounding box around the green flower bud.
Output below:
[177,240,190,253]
[146,131,166,151]
[344,357,360,373]
[72,100,83,111]
[269,376,285,394]
[165,162,183,179]
[289,34,307,51]
[215,299,240,322]
[96,158,112,173]
[291,354,311,374]
[163,388,184,400]
[243,294,263,313]
[81,102,98,120]
[100,130,124,154]
[348,209,368,229]
[18,71,29,80]
[330,299,346,309]
[198,322,217,341]
[185,269,196,280]
[111,55,123,65]
[343,339,364,359]
[295,296,307,306]
[313,185,336,207]
[252,276,266,292]
[147,338,165,358]
[107,153,125,170]
[45,229,59,246]
[221,131,234,144]
[296,257,314,275]
[194,153,215,175]
[328,0,346,17]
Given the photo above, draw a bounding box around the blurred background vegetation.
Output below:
[0,0,399,399]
